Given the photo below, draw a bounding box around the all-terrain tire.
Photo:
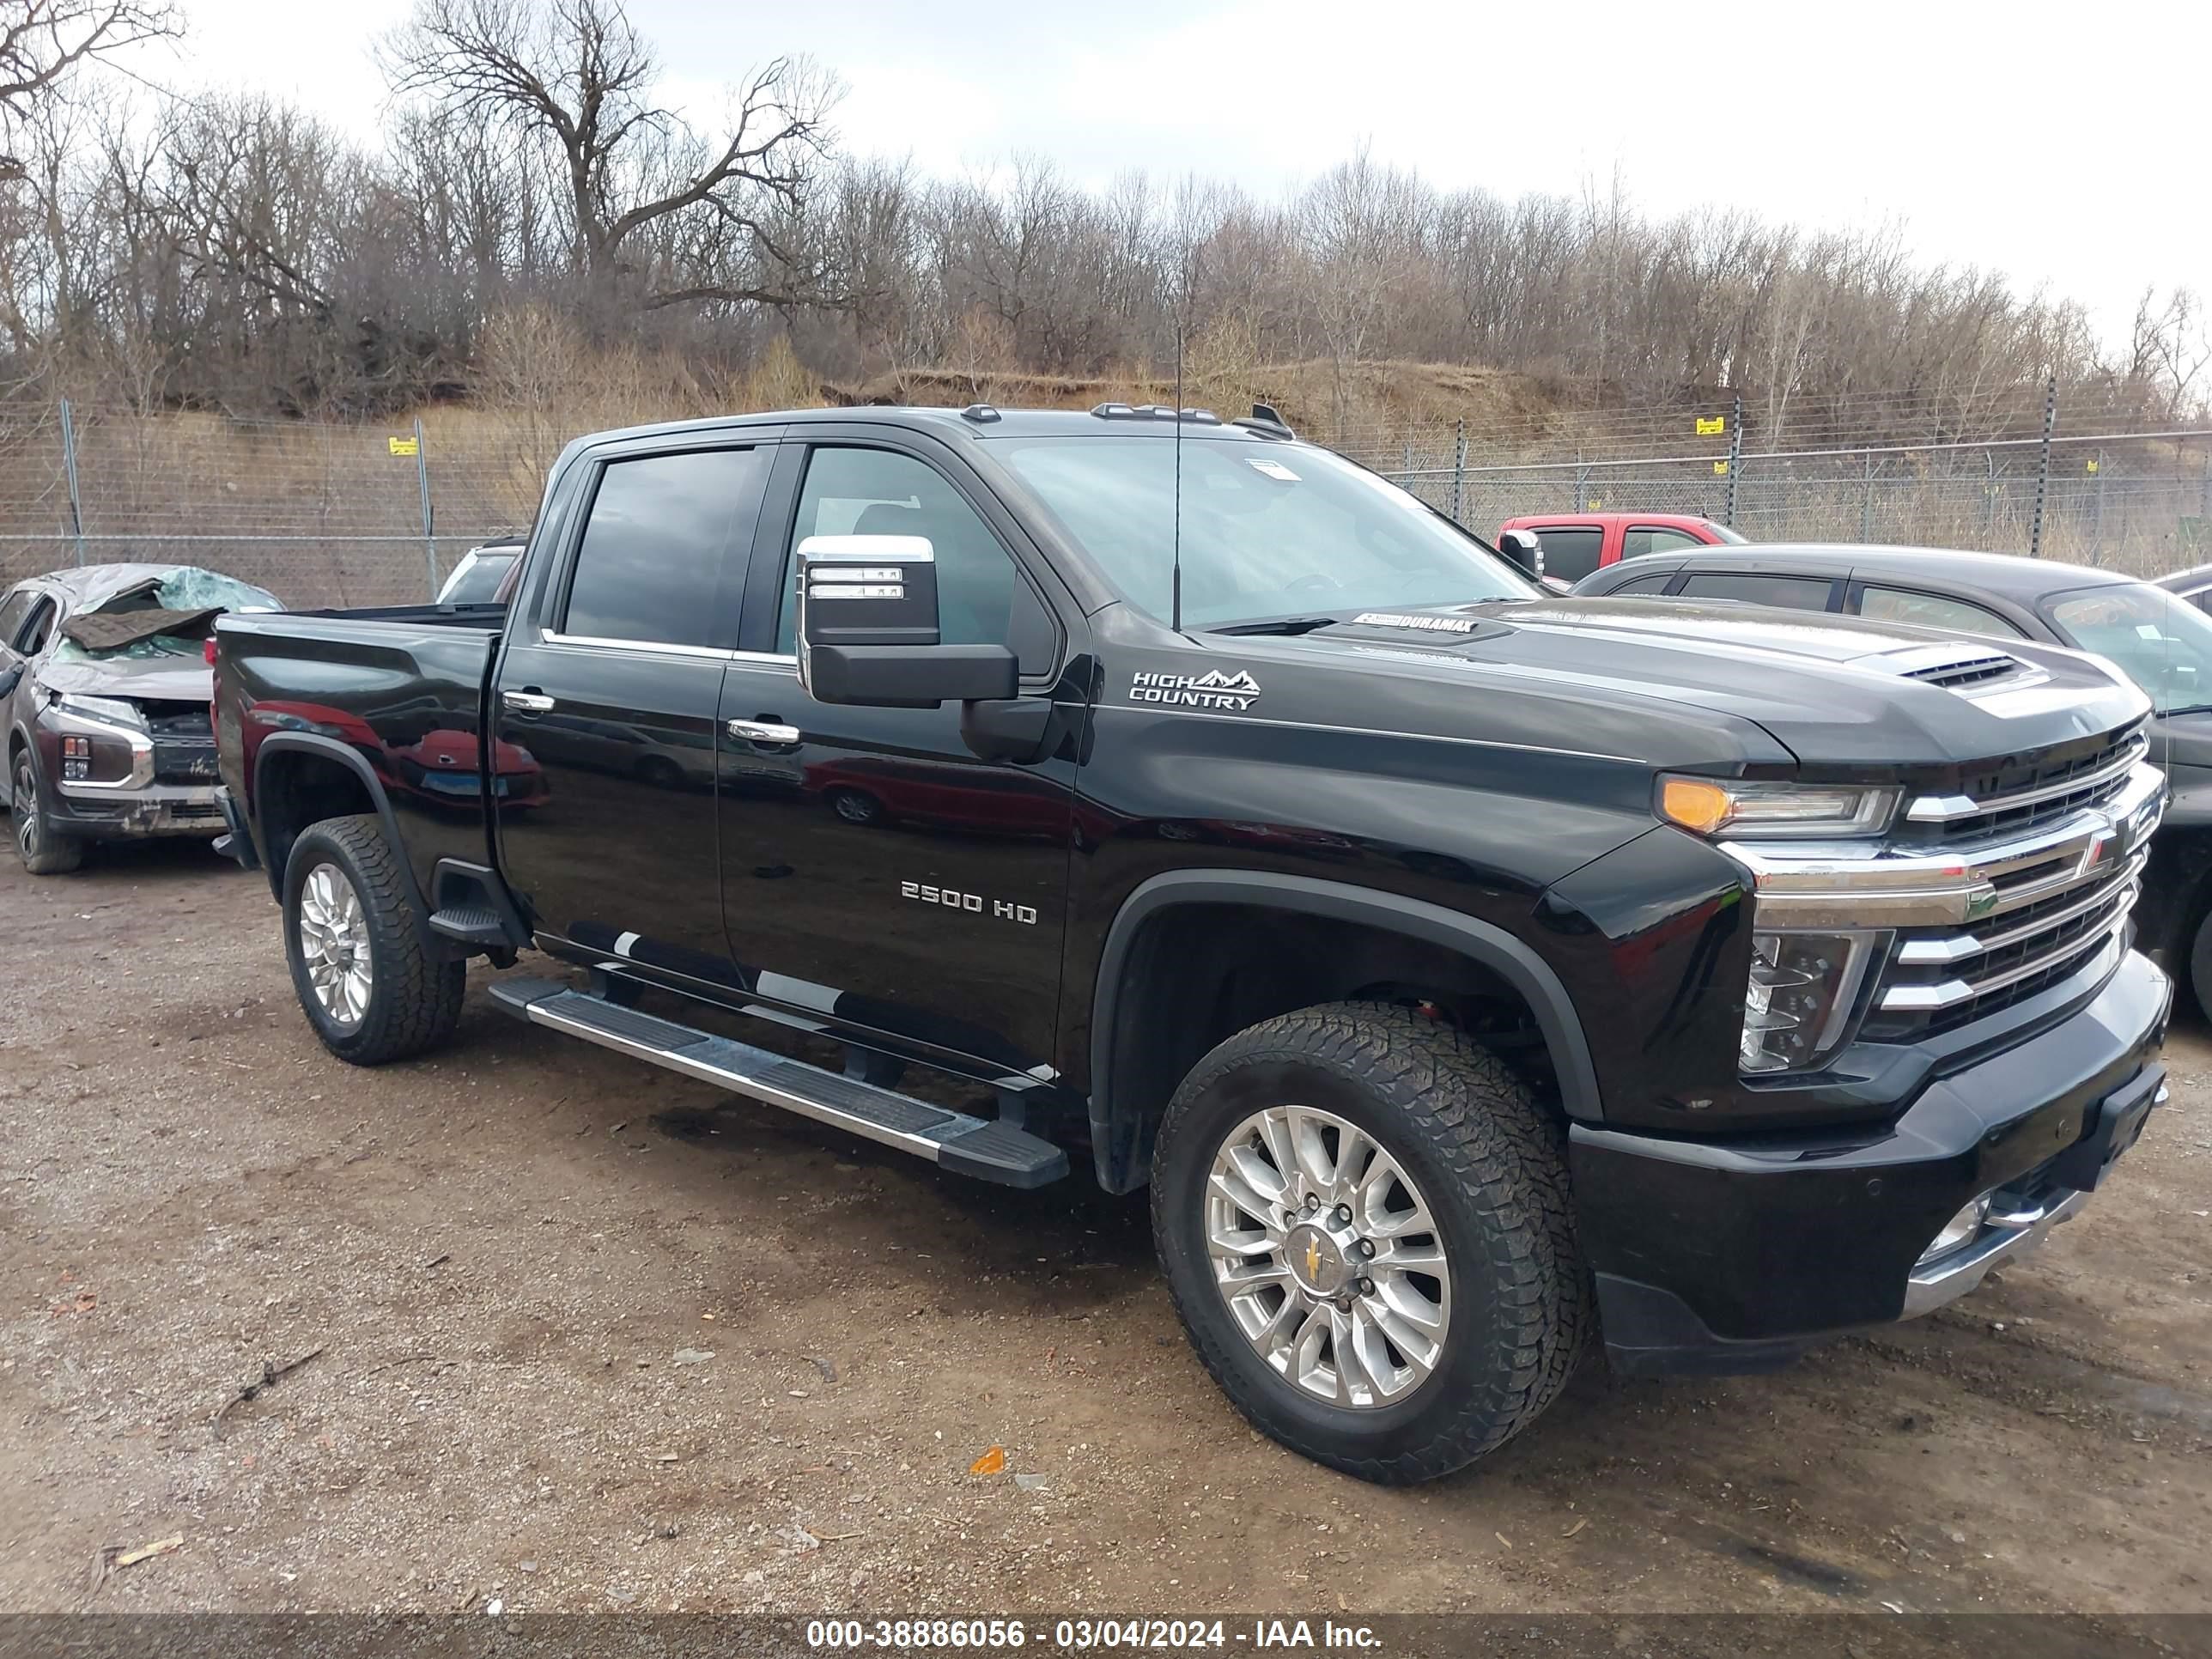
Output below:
[11,744,83,874]
[1152,1000,1589,1484]
[283,813,465,1065]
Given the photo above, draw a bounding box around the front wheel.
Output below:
[283,814,464,1065]
[1152,1001,1589,1484]
[11,746,82,874]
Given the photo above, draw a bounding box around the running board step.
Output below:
[429,904,510,948]
[486,977,1068,1188]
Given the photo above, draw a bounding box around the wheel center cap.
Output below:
[1285,1223,1351,1296]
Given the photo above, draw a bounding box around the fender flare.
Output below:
[1089,871,1605,1187]
[251,732,434,938]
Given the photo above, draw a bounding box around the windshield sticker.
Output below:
[1351,611,1475,635]
[1247,459,1301,483]
[1129,669,1261,710]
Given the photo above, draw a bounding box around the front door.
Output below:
[493,439,772,983]
[716,436,1079,1078]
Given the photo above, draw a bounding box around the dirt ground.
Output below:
[2,841,2208,1621]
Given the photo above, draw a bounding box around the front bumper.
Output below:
[1573,946,2172,1376]
[48,781,225,840]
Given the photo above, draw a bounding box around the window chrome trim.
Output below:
[727,649,798,667]
[538,629,735,661]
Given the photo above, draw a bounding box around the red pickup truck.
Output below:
[1497,513,1745,585]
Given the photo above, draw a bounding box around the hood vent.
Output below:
[1903,653,2022,690]
[1874,642,2037,696]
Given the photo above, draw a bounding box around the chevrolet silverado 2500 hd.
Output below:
[211,403,2172,1484]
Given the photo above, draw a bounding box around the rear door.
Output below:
[491,432,776,983]
[714,430,1080,1079]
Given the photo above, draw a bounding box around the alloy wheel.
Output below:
[298,862,374,1029]
[1205,1104,1453,1409]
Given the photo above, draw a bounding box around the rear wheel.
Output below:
[1152,1000,1589,1484]
[283,814,464,1065]
[11,746,82,874]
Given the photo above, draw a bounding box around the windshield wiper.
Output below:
[1207,616,1341,636]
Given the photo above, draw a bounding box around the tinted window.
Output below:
[442,550,519,605]
[1607,572,1679,596]
[780,447,1035,661]
[1528,526,1604,582]
[1622,526,1706,560]
[0,589,32,650]
[1858,585,2023,639]
[1677,572,1836,611]
[564,448,763,647]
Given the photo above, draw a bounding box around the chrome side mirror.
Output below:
[1497,528,1545,583]
[794,533,1015,708]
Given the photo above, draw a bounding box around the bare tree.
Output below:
[0,0,179,178]
[379,0,838,319]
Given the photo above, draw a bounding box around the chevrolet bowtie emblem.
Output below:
[1305,1237,1322,1281]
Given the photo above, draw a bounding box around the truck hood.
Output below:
[1225,598,2150,770]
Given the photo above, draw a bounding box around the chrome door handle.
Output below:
[726,718,801,744]
[501,690,555,713]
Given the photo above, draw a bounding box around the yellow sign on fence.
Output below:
[2086,458,2100,474]
[1586,499,1601,512]
[388,435,419,457]
[1713,459,1729,476]
[1696,415,1726,436]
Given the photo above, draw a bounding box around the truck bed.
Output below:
[212,606,507,901]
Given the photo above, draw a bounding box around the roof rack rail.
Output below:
[1089,402,1223,425]
[960,403,1002,424]
[1232,402,1296,441]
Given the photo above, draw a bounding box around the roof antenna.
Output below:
[1170,316,1186,635]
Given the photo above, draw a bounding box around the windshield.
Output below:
[994,437,1536,627]
[2043,581,2212,714]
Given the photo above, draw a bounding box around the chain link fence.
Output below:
[0,387,2206,610]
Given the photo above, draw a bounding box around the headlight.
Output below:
[1741,929,1883,1075]
[1659,775,1899,839]
[57,692,148,732]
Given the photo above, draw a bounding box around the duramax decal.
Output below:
[1351,611,1475,634]
[1128,669,1261,710]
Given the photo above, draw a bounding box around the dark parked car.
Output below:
[210,408,2168,1483]
[3,563,280,872]
[1574,543,2212,1014]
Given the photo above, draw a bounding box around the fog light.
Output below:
[1918,1194,1990,1264]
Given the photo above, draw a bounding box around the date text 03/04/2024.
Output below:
[803,1618,1384,1650]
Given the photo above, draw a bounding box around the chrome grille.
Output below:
[1893,724,2146,847]
[1863,744,2160,1041]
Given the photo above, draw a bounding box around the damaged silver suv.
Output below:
[3,563,280,873]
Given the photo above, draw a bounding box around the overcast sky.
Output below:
[154,0,2203,349]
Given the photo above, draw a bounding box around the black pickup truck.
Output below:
[213,403,2172,1484]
